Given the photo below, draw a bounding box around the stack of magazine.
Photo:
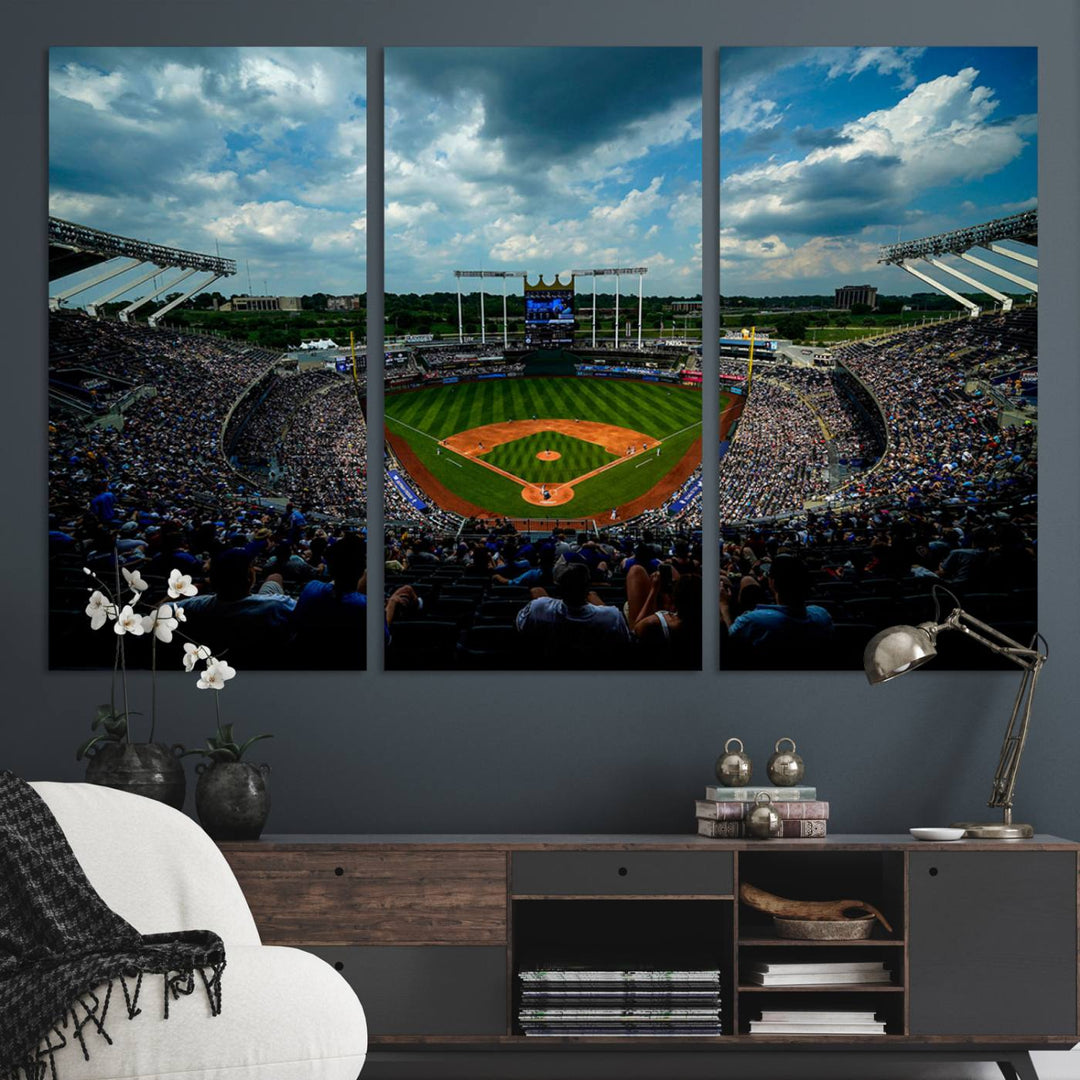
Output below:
[518,968,723,1036]
[742,960,893,986]
[748,1008,887,1035]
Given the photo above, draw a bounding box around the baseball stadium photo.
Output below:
[717,47,1038,670]
[47,47,371,671]
[382,48,704,670]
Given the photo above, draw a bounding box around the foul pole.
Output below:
[746,326,756,394]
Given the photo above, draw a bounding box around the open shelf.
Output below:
[735,989,905,1036]
[512,898,735,1038]
[735,850,907,1038]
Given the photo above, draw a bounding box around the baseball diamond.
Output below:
[384,376,720,521]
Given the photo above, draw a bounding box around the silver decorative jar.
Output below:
[766,737,805,786]
[715,737,753,787]
[746,792,783,839]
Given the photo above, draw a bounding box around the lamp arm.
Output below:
[987,658,1044,814]
[937,608,1045,816]
[942,608,1045,668]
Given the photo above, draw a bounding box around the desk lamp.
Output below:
[863,589,1046,840]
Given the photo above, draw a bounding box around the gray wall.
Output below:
[7,0,1079,842]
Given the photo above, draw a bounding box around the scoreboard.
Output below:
[524,275,575,348]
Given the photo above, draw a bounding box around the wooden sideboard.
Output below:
[219,834,1080,1080]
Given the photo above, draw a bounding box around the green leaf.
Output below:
[76,734,105,761]
[237,734,273,759]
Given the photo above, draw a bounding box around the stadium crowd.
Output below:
[228,368,340,468]
[49,312,373,667]
[718,309,1038,668]
[275,382,368,521]
[717,376,832,520]
[383,523,702,669]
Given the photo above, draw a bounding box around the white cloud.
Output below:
[384,77,700,293]
[50,48,367,294]
[827,47,926,90]
[51,62,127,111]
[723,68,1035,236]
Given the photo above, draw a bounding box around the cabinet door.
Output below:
[305,945,507,1036]
[909,852,1076,1036]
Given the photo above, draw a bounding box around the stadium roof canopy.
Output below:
[49,218,237,326]
[878,210,1037,264]
[49,218,236,282]
[877,210,1037,317]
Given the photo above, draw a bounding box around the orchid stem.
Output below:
[114,552,131,742]
[150,635,157,744]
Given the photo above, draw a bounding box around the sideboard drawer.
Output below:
[305,946,507,1037]
[224,849,507,945]
[512,851,733,896]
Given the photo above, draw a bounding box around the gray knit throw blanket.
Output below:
[0,772,225,1080]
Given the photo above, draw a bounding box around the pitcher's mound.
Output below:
[522,484,575,507]
[536,450,561,461]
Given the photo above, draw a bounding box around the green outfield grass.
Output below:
[481,432,617,484]
[385,376,704,518]
[386,376,701,439]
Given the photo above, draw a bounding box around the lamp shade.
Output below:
[863,623,938,684]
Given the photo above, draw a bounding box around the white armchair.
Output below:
[30,781,367,1080]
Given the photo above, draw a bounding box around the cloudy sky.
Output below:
[49,47,366,299]
[721,47,1037,296]
[385,48,701,296]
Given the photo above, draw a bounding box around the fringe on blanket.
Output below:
[2,962,225,1080]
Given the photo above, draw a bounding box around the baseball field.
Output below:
[385,376,718,521]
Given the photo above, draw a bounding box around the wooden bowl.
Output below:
[773,914,877,940]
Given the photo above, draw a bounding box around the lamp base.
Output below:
[951,820,1034,840]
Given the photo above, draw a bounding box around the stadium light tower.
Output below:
[454,270,526,347]
[571,268,648,349]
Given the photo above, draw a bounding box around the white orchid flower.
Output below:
[122,567,149,598]
[173,605,187,623]
[183,642,211,672]
[167,569,198,599]
[85,590,114,631]
[142,604,179,643]
[196,656,237,690]
[114,605,145,636]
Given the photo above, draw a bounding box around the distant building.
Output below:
[671,300,703,315]
[327,294,363,311]
[217,295,302,312]
[834,285,878,310]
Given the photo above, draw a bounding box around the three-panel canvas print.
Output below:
[47,45,1037,674]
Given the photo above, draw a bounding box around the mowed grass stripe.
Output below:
[380,373,699,436]
[570,425,701,514]
[426,378,691,438]
[482,432,616,484]
[386,414,524,509]
[384,378,704,515]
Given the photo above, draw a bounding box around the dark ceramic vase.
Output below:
[195,761,271,840]
[84,742,187,810]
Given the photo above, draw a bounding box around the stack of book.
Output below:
[748,1008,887,1036]
[742,960,893,987]
[517,968,723,1036]
[696,785,828,838]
